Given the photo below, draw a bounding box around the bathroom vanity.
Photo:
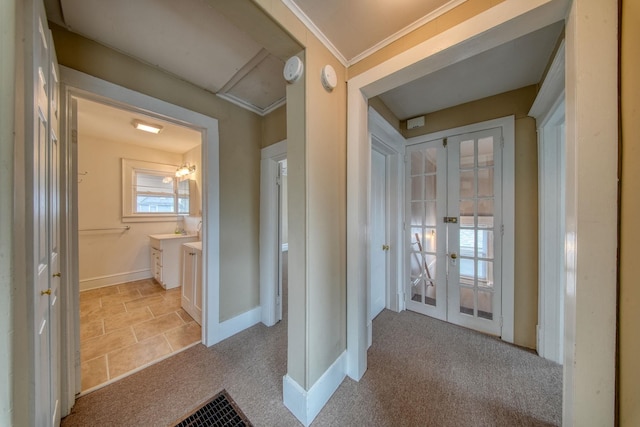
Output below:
[149,234,198,289]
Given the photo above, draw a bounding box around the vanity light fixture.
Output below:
[133,119,163,134]
[175,163,196,177]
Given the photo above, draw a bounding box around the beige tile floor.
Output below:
[80,279,201,392]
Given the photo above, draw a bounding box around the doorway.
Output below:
[406,126,504,336]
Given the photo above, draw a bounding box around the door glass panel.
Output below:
[478,199,494,217]
[460,200,474,217]
[411,151,424,175]
[477,230,493,259]
[460,140,474,168]
[459,258,474,284]
[460,170,475,199]
[410,202,424,226]
[425,201,437,226]
[411,176,424,200]
[422,228,437,252]
[477,168,494,197]
[424,175,437,200]
[424,148,437,173]
[460,229,475,255]
[478,260,493,287]
[477,137,494,167]
[478,290,493,320]
[459,287,474,315]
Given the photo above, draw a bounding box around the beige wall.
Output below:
[77,134,183,287]
[402,86,539,348]
[620,0,640,424]
[51,25,262,321]
[256,0,348,388]
[369,97,401,134]
[262,105,287,148]
[348,0,507,78]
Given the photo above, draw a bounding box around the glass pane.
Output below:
[460,200,475,217]
[424,254,437,281]
[425,201,437,226]
[477,137,494,167]
[425,280,436,306]
[460,229,475,256]
[410,202,424,226]
[411,176,423,201]
[424,175,437,200]
[477,230,494,259]
[459,215,474,228]
[177,179,190,214]
[411,278,424,303]
[136,172,174,195]
[460,140,474,169]
[478,168,494,197]
[478,290,493,320]
[460,170,475,199]
[424,148,437,173]
[136,196,175,213]
[459,257,474,283]
[409,251,423,280]
[478,199,494,217]
[460,287,475,316]
[478,260,493,287]
[422,228,437,252]
[411,151,424,175]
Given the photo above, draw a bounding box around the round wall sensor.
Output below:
[284,56,303,84]
[321,65,337,92]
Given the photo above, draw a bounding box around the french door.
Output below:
[406,127,502,336]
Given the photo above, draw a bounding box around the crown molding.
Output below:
[281,0,469,67]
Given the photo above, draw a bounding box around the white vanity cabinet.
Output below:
[149,234,198,289]
[181,241,202,325]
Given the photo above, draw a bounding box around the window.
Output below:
[122,158,190,221]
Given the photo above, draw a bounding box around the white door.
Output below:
[370,149,387,319]
[406,128,503,336]
[32,3,61,425]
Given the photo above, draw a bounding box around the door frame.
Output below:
[404,117,515,340]
[368,108,404,315]
[260,139,287,326]
[59,67,221,401]
[529,40,566,364]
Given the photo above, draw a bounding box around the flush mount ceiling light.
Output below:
[132,119,163,134]
[175,163,196,177]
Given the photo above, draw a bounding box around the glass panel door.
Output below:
[447,128,502,336]
[405,140,447,320]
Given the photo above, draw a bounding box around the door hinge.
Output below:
[501,136,504,148]
[500,316,504,328]
[443,138,448,147]
[501,224,504,235]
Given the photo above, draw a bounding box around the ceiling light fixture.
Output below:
[175,163,196,178]
[133,119,163,134]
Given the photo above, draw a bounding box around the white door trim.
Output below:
[260,140,287,326]
[60,67,221,396]
[530,41,566,364]
[368,108,404,313]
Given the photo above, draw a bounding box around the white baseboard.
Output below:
[79,269,152,291]
[283,351,347,426]
[217,306,262,342]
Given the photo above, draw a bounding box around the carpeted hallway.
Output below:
[61,306,562,426]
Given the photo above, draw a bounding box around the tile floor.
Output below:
[79,279,201,392]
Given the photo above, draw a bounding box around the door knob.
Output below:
[41,289,52,296]
[382,244,390,251]
[450,253,458,259]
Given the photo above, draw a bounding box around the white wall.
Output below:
[77,131,190,290]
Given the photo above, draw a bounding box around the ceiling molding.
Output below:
[216,93,286,117]
[348,0,469,66]
[281,0,348,66]
[282,0,469,67]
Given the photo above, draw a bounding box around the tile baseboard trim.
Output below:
[80,269,152,291]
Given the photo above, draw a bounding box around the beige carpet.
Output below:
[61,306,561,426]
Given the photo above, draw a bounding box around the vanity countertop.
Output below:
[183,241,202,251]
[149,233,198,240]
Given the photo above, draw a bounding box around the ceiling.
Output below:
[46,1,564,124]
[77,98,201,154]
